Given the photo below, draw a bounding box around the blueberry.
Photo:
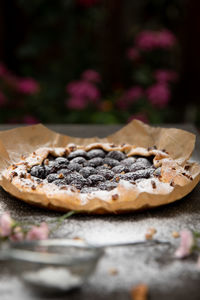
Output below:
[112,165,129,173]
[70,157,87,165]
[87,149,106,159]
[104,157,120,167]
[53,179,67,187]
[121,157,136,166]
[129,162,147,172]
[68,163,81,172]
[30,165,46,179]
[107,151,126,161]
[65,172,84,184]
[57,169,71,176]
[98,181,118,191]
[88,157,103,167]
[47,173,60,183]
[154,167,161,177]
[68,150,88,160]
[55,157,69,164]
[96,165,110,171]
[81,187,99,193]
[136,157,152,168]
[88,174,106,185]
[80,167,97,178]
[44,165,52,176]
[97,169,115,180]
[71,178,88,190]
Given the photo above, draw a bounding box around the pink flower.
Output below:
[82,69,101,83]
[10,227,24,242]
[157,30,176,49]
[0,91,7,107]
[174,230,194,258]
[128,113,148,124]
[136,30,158,51]
[136,29,176,51]
[117,86,144,110]
[23,115,39,125]
[66,97,88,110]
[126,47,140,61]
[26,222,49,241]
[0,212,13,237]
[146,83,171,108]
[66,80,100,101]
[154,69,178,83]
[17,78,39,95]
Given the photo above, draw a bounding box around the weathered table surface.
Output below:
[0,124,200,300]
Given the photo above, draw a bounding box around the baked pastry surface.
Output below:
[1,143,198,213]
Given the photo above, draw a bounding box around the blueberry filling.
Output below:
[29,147,158,193]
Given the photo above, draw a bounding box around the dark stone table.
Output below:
[0,124,200,300]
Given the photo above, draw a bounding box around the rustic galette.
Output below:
[1,143,195,213]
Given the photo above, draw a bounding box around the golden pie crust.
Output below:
[1,143,199,214]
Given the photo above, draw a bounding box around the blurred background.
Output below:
[0,0,199,126]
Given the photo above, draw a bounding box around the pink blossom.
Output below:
[17,78,39,95]
[66,97,88,110]
[0,212,13,237]
[174,230,194,258]
[128,113,148,124]
[26,222,49,241]
[0,91,7,107]
[117,86,144,110]
[157,30,176,49]
[126,47,140,61]
[82,69,101,83]
[154,69,178,83]
[146,83,171,108]
[136,30,158,51]
[66,80,100,101]
[136,29,176,51]
[23,115,39,125]
[10,227,24,242]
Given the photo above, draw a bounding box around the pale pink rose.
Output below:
[66,97,88,110]
[154,69,178,83]
[26,222,49,241]
[0,91,7,106]
[146,83,170,108]
[128,113,148,124]
[23,115,39,124]
[17,78,39,94]
[135,30,158,51]
[117,86,144,110]
[157,30,176,49]
[0,212,13,237]
[10,227,24,242]
[66,80,100,101]
[174,230,194,258]
[126,47,140,61]
[82,69,101,83]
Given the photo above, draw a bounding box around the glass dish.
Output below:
[0,239,103,292]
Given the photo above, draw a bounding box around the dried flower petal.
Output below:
[174,229,194,258]
[0,212,13,237]
[26,222,49,241]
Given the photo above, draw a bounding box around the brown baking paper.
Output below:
[0,120,199,213]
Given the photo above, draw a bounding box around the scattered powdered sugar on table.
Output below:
[23,267,82,290]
